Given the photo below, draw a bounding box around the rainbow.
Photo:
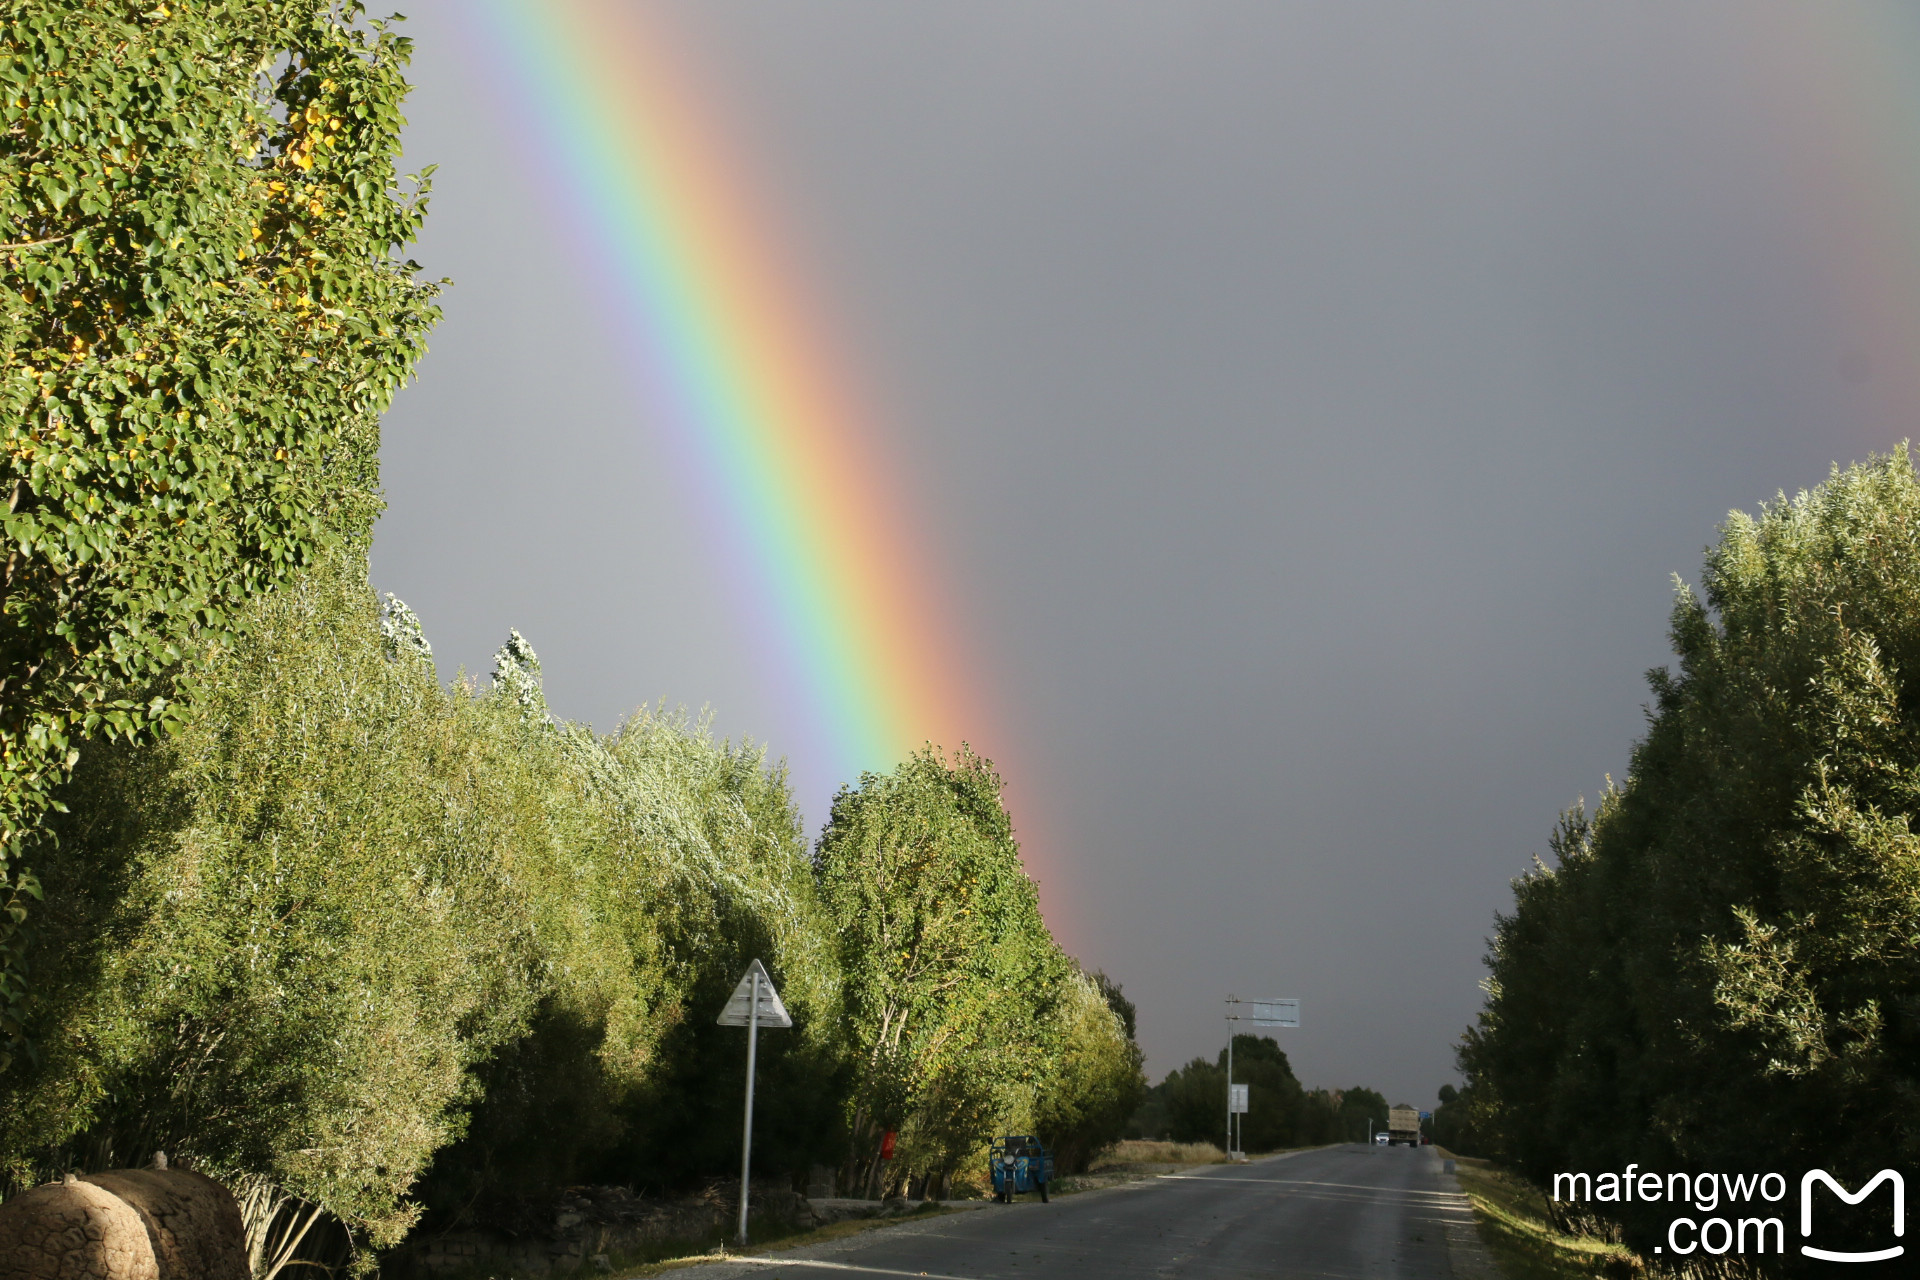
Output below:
[465,0,983,792]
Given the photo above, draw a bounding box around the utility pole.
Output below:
[1221,994,1299,1161]
[1224,995,1239,1157]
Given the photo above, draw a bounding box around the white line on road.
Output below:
[737,1258,977,1279]
[1155,1173,1465,1201]
[1262,1179,1469,1199]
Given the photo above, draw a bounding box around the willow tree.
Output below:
[815,747,1068,1197]
[2,578,847,1261]
[0,1,437,1063]
[0,570,544,1256]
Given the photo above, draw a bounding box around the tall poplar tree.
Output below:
[0,0,437,1063]
[815,746,1068,1196]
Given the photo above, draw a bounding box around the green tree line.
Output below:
[1455,451,1920,1273]
[0,559,1147,1265]
[1,4,1145,1272]
[1126,1034,1388,1151]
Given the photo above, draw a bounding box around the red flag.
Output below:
[879,1131,897,1160]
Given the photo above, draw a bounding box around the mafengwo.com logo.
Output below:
[1550,1166,1906,1264]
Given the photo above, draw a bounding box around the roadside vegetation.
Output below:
[1095,1140,1227,1168]
[1127,1035,1389,1150]
[515,1204,959,1280]
[1445,1155,1635,1280]
[0,0,440,1063]
[1450,450,1920,1274]
[0,4,1148,1274]
[1044,1139,1229,1197]
[0,558,1150,1267]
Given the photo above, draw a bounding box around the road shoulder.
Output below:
[1440,1153,1637,1280]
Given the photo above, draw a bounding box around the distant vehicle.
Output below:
[1386,1105,1422,1147]
[989,1135,1054,1203]
[1373,1132,1390,1145]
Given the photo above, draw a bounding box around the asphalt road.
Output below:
[680,1144,1486,1280]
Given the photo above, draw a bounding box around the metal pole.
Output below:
[1225,1006,1234,1158]
[738,970,760,1243]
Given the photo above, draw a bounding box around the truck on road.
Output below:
[1386,1105,1422,1147]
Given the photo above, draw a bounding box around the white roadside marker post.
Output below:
[717,959,793,1245]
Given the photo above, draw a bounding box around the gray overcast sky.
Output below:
[371,2,1910,1107]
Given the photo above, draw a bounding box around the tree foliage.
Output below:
[0,566,842,1265]
[815,747,1073,1196]
[416,683,851,1208]
[0,4,1145,1260]
[1462,449,1920,1269]
[1429,1082,1487,1155]
[1134,1034,1371,1151]
[0,568,535,1253]
[0,563,1136,1264]
[1334,1086,1389,1143]
[0,0,437,1063]
[1033,968,1147,1173]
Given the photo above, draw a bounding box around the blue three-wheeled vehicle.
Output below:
[989,1135,1053,1203]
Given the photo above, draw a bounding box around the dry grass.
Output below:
[616,1204,957,1277]
[1445,1154,1640,1280]
[1090,1140,1229,1170]
[1034,1140,1235,1197]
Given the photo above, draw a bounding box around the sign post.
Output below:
[717,959,792,1243]
[1223,995,1300,1160]
[1224,995,1238,1157]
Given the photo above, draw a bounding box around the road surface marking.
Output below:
[739,1258,976,1279]
[1156,1173,1465,1201]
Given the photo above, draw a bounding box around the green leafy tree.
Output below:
[0,567,537,1261]
[1465,448,1920,1269]
[412,647,849,1212]
[1336,1086,1389,1143]
[1092,969,1138,1039]
[0,0,438,1064]
[469,697,851,1200]
[1159,1056,1226,1145]
[1034,967,1147,1172]
[815,746,1068,1197]
[1429,1082,1486,1155]
[1148,1035,1334,1152]
[1,568,850,1264]
[1220,1034,1306,1152]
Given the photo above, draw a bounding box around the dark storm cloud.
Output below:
[374,1,1887,1105]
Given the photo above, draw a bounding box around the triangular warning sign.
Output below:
[716,959,792,1028]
